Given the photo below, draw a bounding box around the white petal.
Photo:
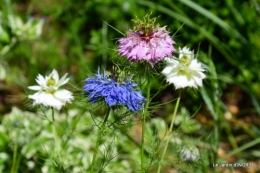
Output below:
[162,66,173,75]
[36,74,46,86]
[36,19,44,36]
[50,69,59,81]
[28,91,63,110]
[178,46,194,60]
[56,73,69,87]
[28,85,41,91]
[42,92,63,110]
[53,89,74,103]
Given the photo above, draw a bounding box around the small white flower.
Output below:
[180,145,200,162]
[162,47,206,89]
[8,15,44,40]
[28,69,73,110]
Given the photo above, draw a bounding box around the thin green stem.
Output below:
[51,108,55,122]
[157,91,181,173]
[213,122,219,161]
[14,152,21,173]
[141,73,151,173]
[110,121,150,157]
[213,99,220,163]
[51,108,61,161]
[62,112,82,149]
[11,133,18,173]
[90,108,111,173]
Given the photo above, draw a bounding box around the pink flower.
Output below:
[118,26,176,66]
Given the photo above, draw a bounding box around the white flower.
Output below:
[8,15,44,40]
[28,69,74,110]
[162,47,206,89]
[180,145,200,162]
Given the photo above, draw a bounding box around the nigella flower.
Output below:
[118,15,175,66]
[180,145,200,162]
[8,14,44,40]
[162,47,206,89]
[83,69,146,112]
[28,69,74,110]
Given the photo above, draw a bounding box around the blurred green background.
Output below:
[0,0,260,172]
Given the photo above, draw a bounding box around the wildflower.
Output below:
[8,15,44,40]
[28,69,74,110]
[118,14,175,66]
[83,69,146,112]
[162,47,206,89]
[180,145,200,162]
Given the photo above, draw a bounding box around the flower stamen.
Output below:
[47,77,56,86]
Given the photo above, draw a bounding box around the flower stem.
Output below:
[62,112,82,149]
[51,108,61,161]
[90,108,111,173]
[157,91,181,173]
[11,133,19,173]
[141,72,151,173]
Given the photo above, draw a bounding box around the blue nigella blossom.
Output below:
[83,69,146,112]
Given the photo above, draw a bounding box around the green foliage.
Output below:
[0,107,135,172]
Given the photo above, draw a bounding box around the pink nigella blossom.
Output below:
[118,24,175,66]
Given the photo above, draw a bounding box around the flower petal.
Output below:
[28,85,41,91]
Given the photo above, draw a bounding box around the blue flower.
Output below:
[83,69,146,112]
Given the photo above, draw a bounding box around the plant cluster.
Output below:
[1,0,260,173]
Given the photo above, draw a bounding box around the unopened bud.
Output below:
[180,145,200,162]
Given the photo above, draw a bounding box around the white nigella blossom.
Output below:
[162,47,206,89]
[8,15,44,40]
[28,69,74,110]
[180,145,200,162]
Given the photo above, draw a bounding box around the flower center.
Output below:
[177,65,191,76]
[47,88,56,94]
[180,55,191,66]
[179,69,189,75]
[132,13,158,42]
[47,77,56,86]
[138,30,153,43]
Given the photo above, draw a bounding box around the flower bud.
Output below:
[180,145,200,162]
